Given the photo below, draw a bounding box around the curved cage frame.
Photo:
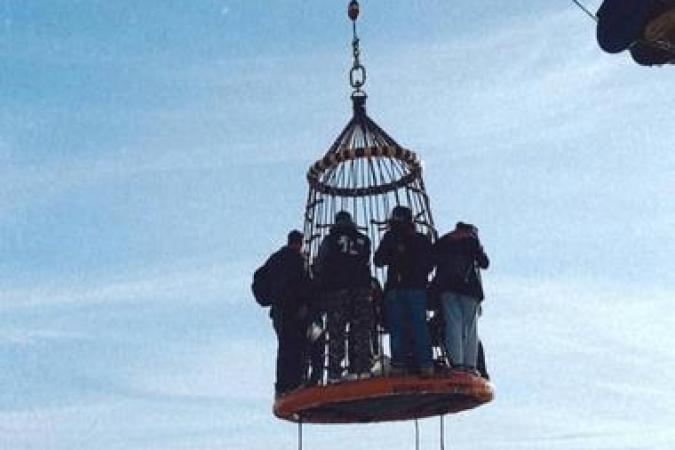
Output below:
[296,97,472,402]
[303,96,437,283]
[286,111,495,421]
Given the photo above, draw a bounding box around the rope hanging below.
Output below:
[297,419,303,450]
[414,419,420,450]
[440,415,445,450]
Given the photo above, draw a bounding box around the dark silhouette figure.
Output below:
[267,230,311,396]
[374,206,434,376]
[316,211,374,381]
[432,222,489,371]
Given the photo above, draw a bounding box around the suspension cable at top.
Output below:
[571,0,598,22]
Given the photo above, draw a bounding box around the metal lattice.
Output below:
[299,1,440,385]
[301,94,442,386]
[303,95,436,280]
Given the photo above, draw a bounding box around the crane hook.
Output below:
[348,0,360,21]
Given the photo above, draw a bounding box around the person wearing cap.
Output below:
[267,230,312,396]
[432,222,489,373]
[374,206,434,377]
[316,211,373,382]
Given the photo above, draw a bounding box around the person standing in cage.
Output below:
[316,211,374,382]
[374,206,434,377]
[432,222,489,373]
[267,230,312,396]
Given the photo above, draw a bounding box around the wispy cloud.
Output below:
[0,262,250,311]
[0,329,85,346]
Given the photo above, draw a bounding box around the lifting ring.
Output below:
[350,64,367,90]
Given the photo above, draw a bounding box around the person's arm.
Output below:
[361,234,372,265]
[475,240,489,270]
[432,235,451,272]
[316,238,330,276]
[373,232,392,267]
[421,234,434,275]
[288,253,311,315]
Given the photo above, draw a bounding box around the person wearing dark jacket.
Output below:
[374,206,434,376]
[432,222,489,372]
[268,230,311,396]
[316,211,373,382]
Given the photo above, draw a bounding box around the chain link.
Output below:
[349,9,367,93]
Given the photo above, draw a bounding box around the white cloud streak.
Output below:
[0,262,251,311]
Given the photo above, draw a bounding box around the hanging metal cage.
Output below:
[273,95,493,424]
[273,1,493,424]
[303,94,436,277]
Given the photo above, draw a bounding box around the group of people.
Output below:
[259,206,489,397]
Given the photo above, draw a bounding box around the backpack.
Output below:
[252,256,279,307]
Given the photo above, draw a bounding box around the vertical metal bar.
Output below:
[440,415,445,450]
[298,418,303,450]
[416,177,436,238]
[414,419,420,450]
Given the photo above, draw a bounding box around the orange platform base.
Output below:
[273,371,494,424]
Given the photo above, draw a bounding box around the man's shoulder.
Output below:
[274,246,291,257]
[379,230,393,241]
[438,232,452,241]
[434,234,459,253]
[269,247,285,263]
[356,230,370,243]
[274,246,303,264]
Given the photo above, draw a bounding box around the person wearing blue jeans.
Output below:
[441,292,479,370]
[385,289,433,374]
[432,222,489,371]
[374,206,434,376]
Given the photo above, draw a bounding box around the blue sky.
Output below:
[2,1,675,449]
